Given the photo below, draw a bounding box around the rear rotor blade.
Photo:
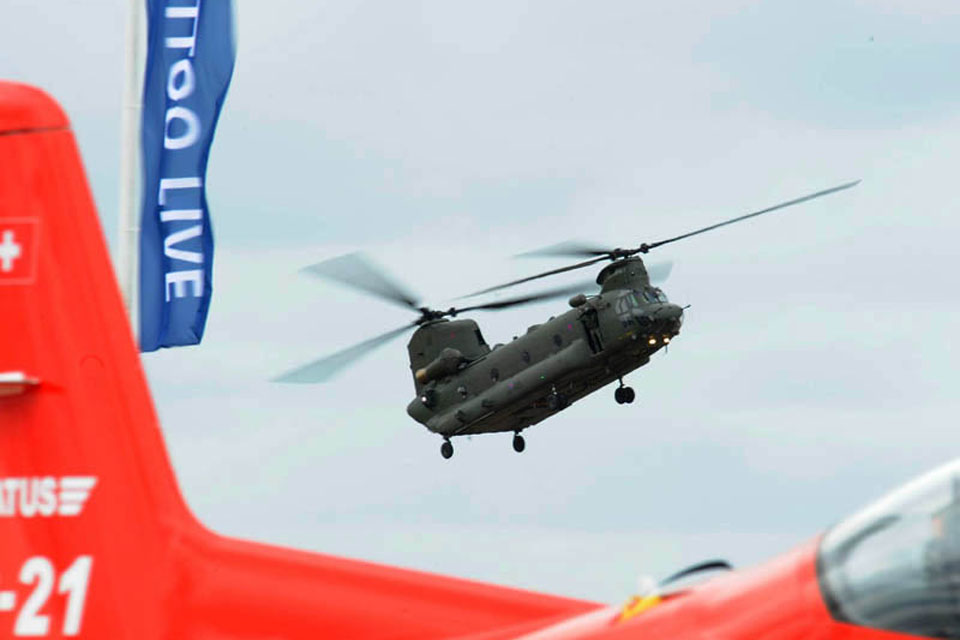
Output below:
[301,252,421,311]
[456,281,597,314]
[467,255,610,297]
[515,241,615,259]
[273,323,416,383]
[640,180,860,253]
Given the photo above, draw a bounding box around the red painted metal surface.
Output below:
[450,540,935,640]
[0,83,67,134]
[538,540,920,640]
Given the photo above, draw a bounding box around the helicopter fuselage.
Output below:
[406,258,684,437]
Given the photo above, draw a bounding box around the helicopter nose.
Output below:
[651,303,683,328]
[660,304,683,321]
[655,304,683,337]
[637,304,683,327]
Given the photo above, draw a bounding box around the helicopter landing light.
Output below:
[647,337,657,346]
[663,336,671,344]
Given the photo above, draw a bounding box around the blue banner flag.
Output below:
[139,0,235,351]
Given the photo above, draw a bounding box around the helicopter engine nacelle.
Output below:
[415,348,464,385]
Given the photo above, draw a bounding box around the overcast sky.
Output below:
[5,0,960,602]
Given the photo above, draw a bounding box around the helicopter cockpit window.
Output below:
[818,459,960,638]
[642,288,667,303]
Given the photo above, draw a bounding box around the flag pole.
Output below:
[118,0,143,345]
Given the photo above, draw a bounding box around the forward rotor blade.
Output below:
[456,281,597,313]
[301,252,420,311]
[468,255,610,297]
[647,260,673,284]
[515,241,615,259]
[273,323,416,384]
[641,180,860,253]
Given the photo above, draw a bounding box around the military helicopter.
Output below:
[276,181,859,458]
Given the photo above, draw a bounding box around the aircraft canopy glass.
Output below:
[615,289,670,315]
[638,288,668,304]
[819,459,960,638]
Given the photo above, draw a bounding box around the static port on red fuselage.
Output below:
[406,258,683,441]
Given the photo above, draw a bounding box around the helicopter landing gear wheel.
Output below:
[615,386,636,405]
[512,433,526,453]
[440,439,454,459]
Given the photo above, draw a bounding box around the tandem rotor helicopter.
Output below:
[276,181,859,459]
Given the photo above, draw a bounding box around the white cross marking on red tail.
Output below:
[0,230,21,272]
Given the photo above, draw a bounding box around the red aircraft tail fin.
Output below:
[0,81,193,637]
[0,82,598,638]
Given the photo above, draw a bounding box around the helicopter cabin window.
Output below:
[490,368,500,382]
[522,350,531,364]
[553,334,563,348]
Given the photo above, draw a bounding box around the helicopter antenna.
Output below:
[473,180,860,296]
